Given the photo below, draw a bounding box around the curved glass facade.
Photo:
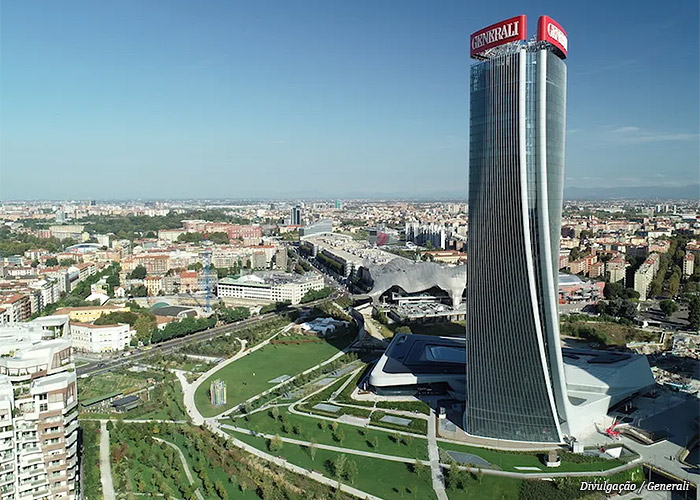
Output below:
[466,47,568,443]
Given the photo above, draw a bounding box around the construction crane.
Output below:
[202,235,213,314]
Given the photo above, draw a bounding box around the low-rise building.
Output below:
[52,305,130,323]
[217,272,324,304]
[69,322,133,352]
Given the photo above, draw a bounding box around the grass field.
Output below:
[195,337,351,417]
[78,371,149,401]
[232,408,429,460]
[438,441,625,473]
[232,431,439,500]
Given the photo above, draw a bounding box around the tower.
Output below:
[466,16,570,443]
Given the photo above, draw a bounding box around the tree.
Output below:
[45,257,59,267]
[331,454,347,478]
[129,285,148,297]
[346,459,358,484]
[688,296,700,331]
[129,265,147,280]
[268,434,283,453]
[309,439,317,461]
[660,299,678,317]
[134,314,156,344]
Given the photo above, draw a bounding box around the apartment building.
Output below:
[0,323,79,500]
[605,256,627,284]
[634,253,660,301]
[683,252,695,277]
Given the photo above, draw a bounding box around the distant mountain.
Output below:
[564,184,700,201]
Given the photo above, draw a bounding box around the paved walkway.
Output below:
[99,421,116,500]
[153,437,205,500]
[427,409,449,500]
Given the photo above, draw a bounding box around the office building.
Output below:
[68,322,133,353]
[290,205,302,226]
[217,272,324,304]
[466,15,573,443]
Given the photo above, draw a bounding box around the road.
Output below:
[99,421,116,500]
[77,313,276,377]
[153,437,205,500]
[77,294,340,378]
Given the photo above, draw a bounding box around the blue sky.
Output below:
[1,0,698,200]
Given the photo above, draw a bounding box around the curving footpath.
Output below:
[153,437,205,500]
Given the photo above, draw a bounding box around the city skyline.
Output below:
[1,1,698,200]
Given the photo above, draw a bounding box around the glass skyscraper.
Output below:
[466,38,570,442]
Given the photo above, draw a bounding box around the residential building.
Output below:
[606,256,627,284]
[633,253,660,300]
[683,252,695,277]
[0,295,31,323]
[0,324,79,500]
[144,276,163,296]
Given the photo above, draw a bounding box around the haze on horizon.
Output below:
[1,0,698,201]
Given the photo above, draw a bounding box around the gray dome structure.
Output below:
[364,259,466,308]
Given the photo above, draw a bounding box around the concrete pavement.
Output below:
[427,409,449,500]
[153,437,205,500]
[99,421,116,500]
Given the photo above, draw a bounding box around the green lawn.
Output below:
[445,472,522,500]
[231,431,438,500]
[195,338,351,417]
[438,441,625,473]
[231,408,429,460]
[78,371,148,400]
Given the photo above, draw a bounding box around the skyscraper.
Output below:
[290,205,302,226]
[466,15,571,443]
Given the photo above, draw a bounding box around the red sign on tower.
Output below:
[537,16,568,59]
[470,15,527,59]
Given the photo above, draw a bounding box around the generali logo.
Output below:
[470,15,527,57]
[547,22,568,51]
[471,19,521,51]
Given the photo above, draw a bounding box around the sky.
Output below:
[1,0,698,200]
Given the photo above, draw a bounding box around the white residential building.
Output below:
[0,324,79,500]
